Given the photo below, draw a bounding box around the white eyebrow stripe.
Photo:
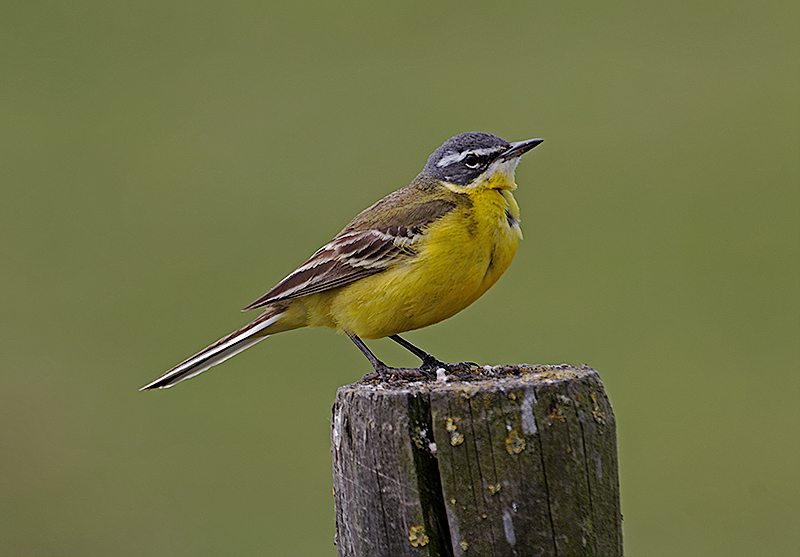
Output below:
[472,146,506,157]
[436,152,464,167]
[435,146,507,167]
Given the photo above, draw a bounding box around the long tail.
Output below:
[140,312,281,390]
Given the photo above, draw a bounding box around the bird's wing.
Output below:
[242,196,457,310]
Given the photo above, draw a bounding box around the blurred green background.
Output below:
[1,1,797,555]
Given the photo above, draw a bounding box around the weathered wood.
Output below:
[331,364,622,557]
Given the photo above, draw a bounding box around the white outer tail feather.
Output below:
[141,314,280,390]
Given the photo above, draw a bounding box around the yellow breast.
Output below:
[312,186,521,339]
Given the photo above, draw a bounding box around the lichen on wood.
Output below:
[331,364,622,557]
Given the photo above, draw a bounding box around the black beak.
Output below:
[500,138,544,161]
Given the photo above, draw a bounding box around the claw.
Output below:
[360,367,430,383]
[420,356,477,374]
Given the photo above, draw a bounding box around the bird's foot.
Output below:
[360,365,431,382]
[419,355,477,374]
[359,358,478,383]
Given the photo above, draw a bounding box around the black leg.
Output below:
[347,332,439,381]
[389,334,476,373]
[347,332,390,380]
[348,333,477,381]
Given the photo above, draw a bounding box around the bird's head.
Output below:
[423,131,543,193]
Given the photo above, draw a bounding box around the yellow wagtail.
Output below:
[141,132,543,390]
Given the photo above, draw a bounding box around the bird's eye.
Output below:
[464,153,480,168]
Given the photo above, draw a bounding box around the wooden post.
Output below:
[331,364,622,557]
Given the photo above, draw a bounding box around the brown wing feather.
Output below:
[243,183,460,311]
[242,230,408,309]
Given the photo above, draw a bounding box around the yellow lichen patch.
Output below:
[590,392,606,424]
[505,430,526,454]
[409,525,429,547]
[446,418,458,432]
[446,417,464,446]
[550,406,565,424]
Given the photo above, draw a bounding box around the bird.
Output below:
[141,131,543,390]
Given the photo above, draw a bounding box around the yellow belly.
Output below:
[296,188,521,339]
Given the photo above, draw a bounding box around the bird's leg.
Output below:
[347,333,388,379]
[389,334,477,374]
[347,333,428,381]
